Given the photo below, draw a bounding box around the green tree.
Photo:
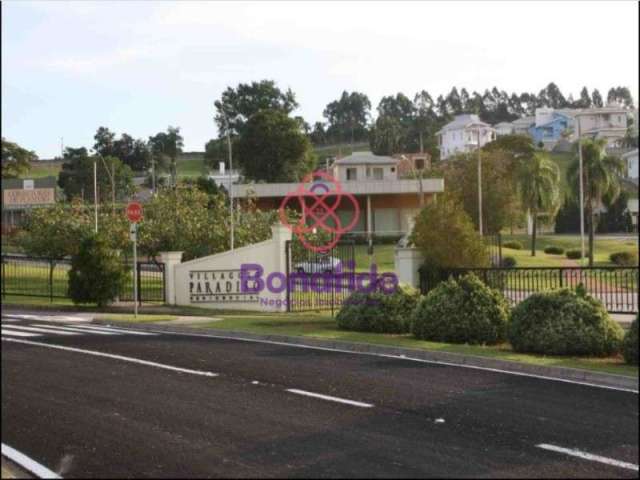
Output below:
[323,91,371,144]
[592,89,604,108]
[148,127,183,186]
[369,115,404,155]
[2,138,37,178]
[68,234,128,307]
[57,147,134,203]
[214,80,298,136]
[578,86,592,108]
[21,202,93,292]
[236,110,315,182]
[410,193,489,269]
[568,138,625,265]
[517,152,560,256]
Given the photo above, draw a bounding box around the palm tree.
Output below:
[517,152,560,256]
[568,138,625,266]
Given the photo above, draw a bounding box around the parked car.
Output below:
[294,256,341,274]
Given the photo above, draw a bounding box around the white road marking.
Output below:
[2,314,89,323]
[536,443,639,471]
[1,329,41,338]
[286,389,374,408]
[1,318,18,322]
[69,325,156,336]
[2,325,79,336]
[2,338,218,378]
[31,324,120,335]
[1,442,61,479]
[133,328,639,395]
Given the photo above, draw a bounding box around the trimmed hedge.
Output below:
[509,289,623,356]
[412,274,510,345]
[623,316,638,365]
[566,249,582,259]
[501,256,517,268]
[544,246,564,255]
[610,251,638,266]
[336,284,420,334]
[503,240,523,250]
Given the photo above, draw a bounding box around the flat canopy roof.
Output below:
[233,179,444,199]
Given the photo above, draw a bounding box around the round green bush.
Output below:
[610,251,638,266]
[336,284,420,334]
[623,316,638,365]
[501,256,517,268]
[503,240,523,250]
[544,246,564,255]
[566,249,582,259]
[412,274,510,345]
[68,234,128,307]
[509,289,623,356]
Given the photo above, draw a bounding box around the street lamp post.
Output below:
[219,108,235,250]
[477,128,483,236]
[93,159,98,233]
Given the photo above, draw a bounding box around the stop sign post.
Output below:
[127,202,143,318]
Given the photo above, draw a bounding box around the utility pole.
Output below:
[93,160,98,233]
[95,152,116,214]
[220,108,235,250]
[576,114,586,266]
[477,128,483,236]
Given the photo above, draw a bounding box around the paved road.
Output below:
[2,311,638,478]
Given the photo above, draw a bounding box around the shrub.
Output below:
[336,284,420,334]
[503,240,523,250]
[68,235,128,307]
[412,274,509,345]
[544,246,564,255]
[410,193,489,269]
[566,249,582,259]
[501,256,517,268]
[610,251,638,266]
[509,289,623,356]
[623,316,638,365]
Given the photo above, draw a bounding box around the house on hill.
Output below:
[436,114,496,160]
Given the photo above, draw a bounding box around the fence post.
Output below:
[136,261,142,306]
[559,268,563,288]
[497,233,502,266]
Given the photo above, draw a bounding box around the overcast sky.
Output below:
[3,0,638,159]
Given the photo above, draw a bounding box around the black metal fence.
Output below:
[420,266,639,314]
[484,233,503,267]
[1,255,165,304]
[285,239,357,314]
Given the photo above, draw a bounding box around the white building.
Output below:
[569,103,629,147]
[622,149,639,179]
[494,122,514,136]
[511,116,535,136]
[436,114,496,160]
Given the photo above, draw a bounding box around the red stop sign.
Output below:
[126,202,143,223]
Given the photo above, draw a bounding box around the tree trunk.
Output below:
[531,211,537,257]
[419,132,424,154]
[588,203,595,267]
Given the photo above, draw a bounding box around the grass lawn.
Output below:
[502,234,639,267]
[354,243,395,271]
[95,313,178,323]
[20,161,62,179]
[99,311,638,377]
[176,154,209,178]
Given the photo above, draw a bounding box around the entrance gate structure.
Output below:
[284,238,355,314]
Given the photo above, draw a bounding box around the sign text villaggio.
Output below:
[189,269,259,304]
[3,188,55,206]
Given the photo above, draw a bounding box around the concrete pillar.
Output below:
[394,247,425,288]
[366,195,372,239]
[159,251,183,305]
[270,223,292,312]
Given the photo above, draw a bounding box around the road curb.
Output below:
[93,320,639,392]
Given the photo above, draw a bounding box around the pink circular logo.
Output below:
[279,171,360,252]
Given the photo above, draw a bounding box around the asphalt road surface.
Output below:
[2,311,638,478]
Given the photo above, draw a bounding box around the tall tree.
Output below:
[236,110,315,182]
[568,138,625,265]
[517,152,560,256]
[578,87,592,108]
[57,147,134,203]
[148,127,183,186]
[93,127,117,156]
[607,86,635,108]
[214,80,298,136]
[592,89,604,107]
[1,138,37,178]
[323,91,371,145]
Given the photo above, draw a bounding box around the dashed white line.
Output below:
[1,325,79,336]
[286,389,374,408]
[31,324,120,335]
[1,443,61,479]
[536,443,639,472]
[69,325,156,336]
[1,329,40,338]
[2,338,218,378]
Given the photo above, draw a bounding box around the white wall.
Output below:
[440,127,495,159]
[166,225,292,312]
